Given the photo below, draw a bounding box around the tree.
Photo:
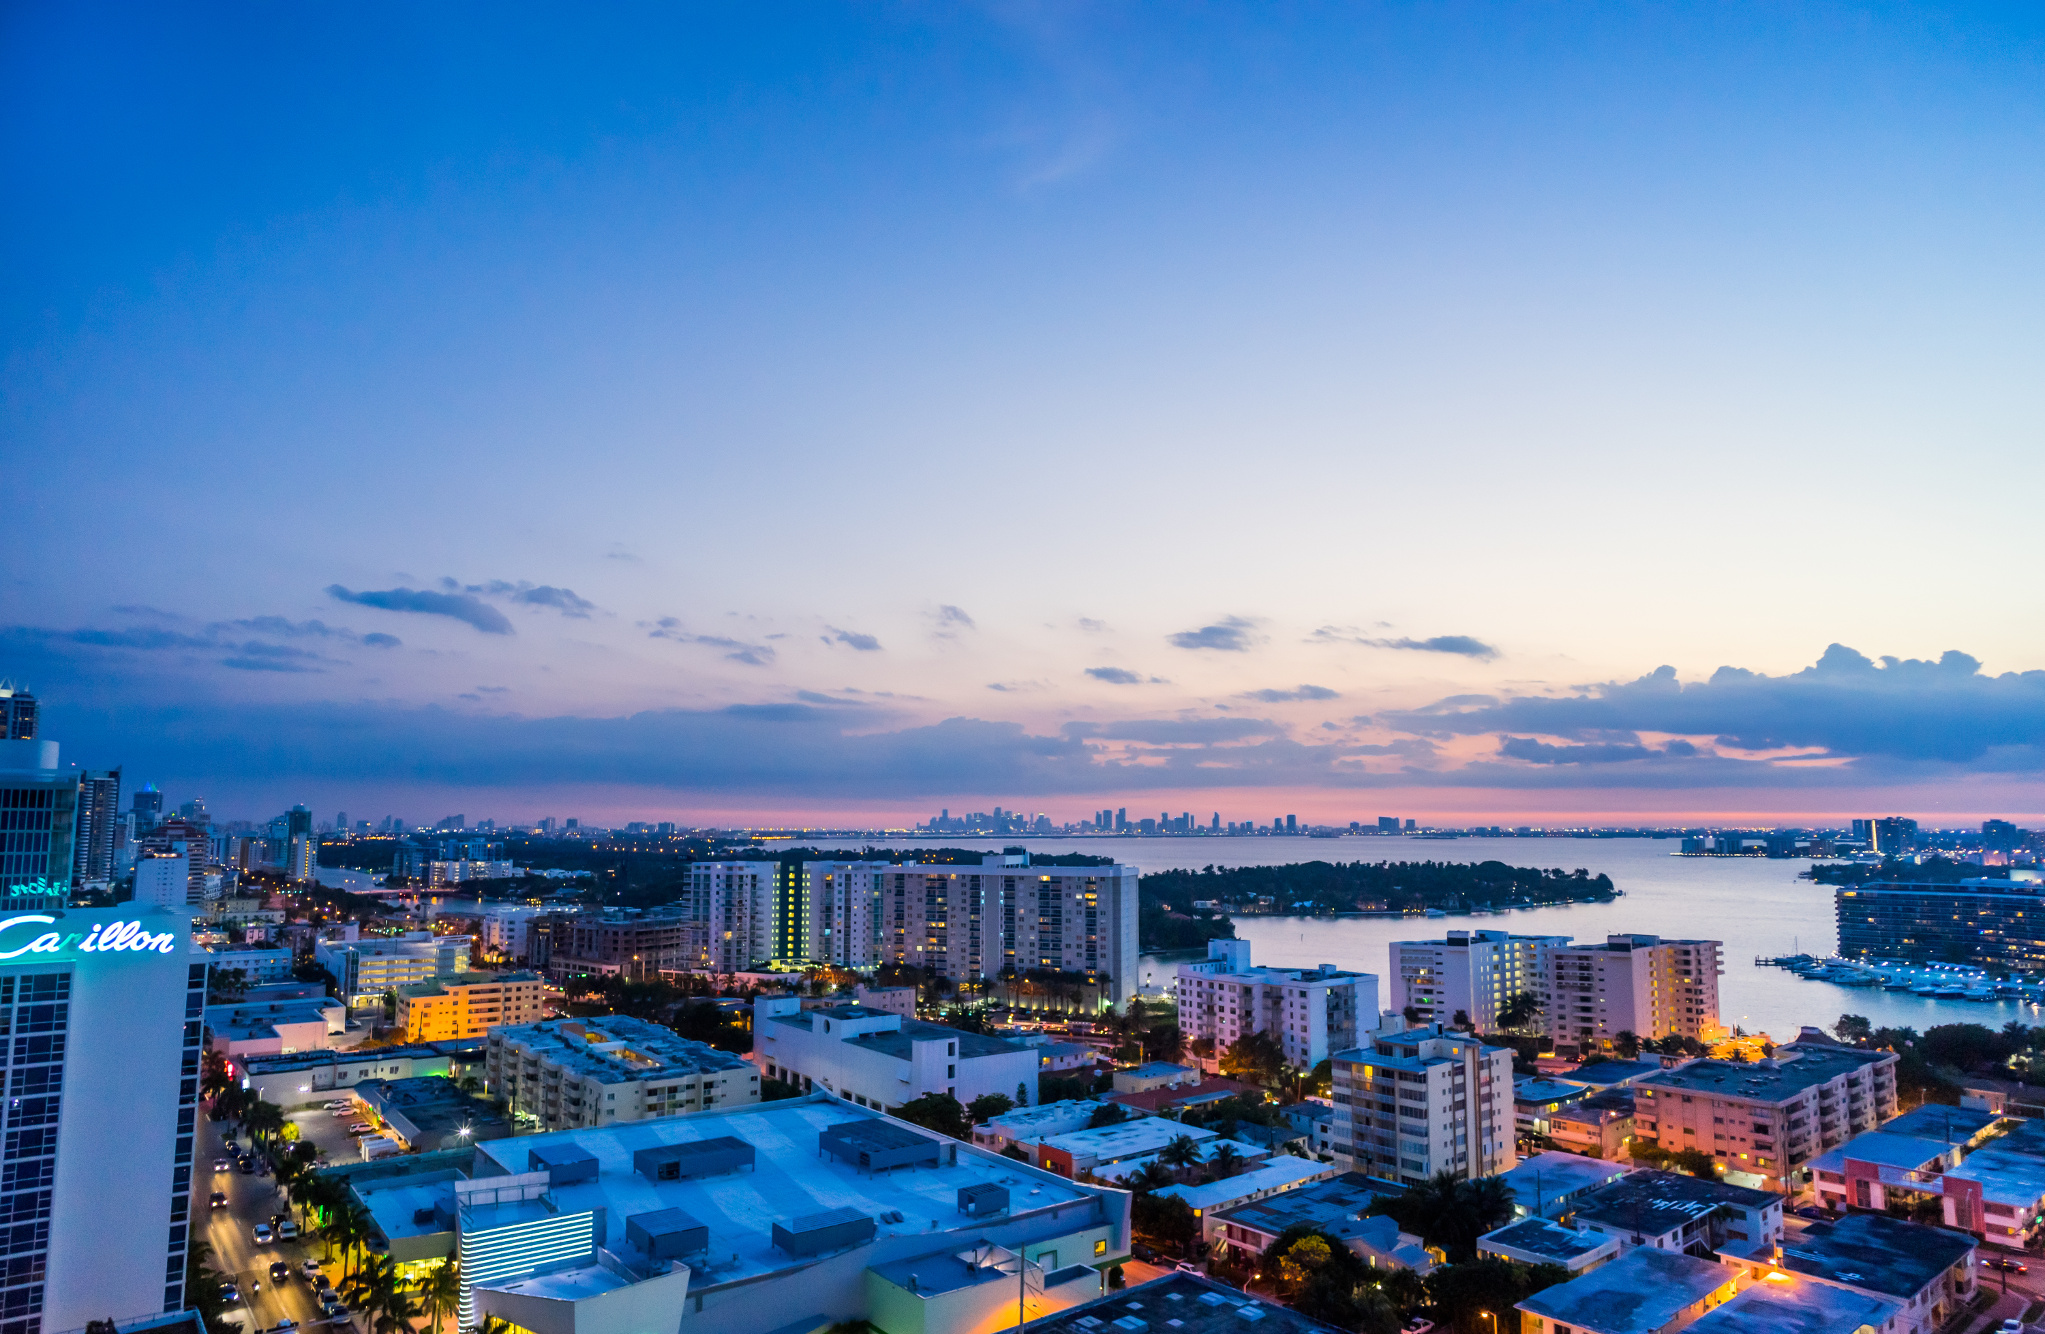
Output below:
[1016,1081,1030,1106]
[324,1197,375,1279]
[1451,1010,1473,1031]
[1219,1030,1287,1086]
[243,1097,287,1144]
[1371,1170,1517,1262]
[1208,1142,1246,1179]
[1130,1193,1200,1255]
[1497,991,1544,1032]
[1425,1257,1572,1333]
[891,1092,971,1141]
[1129,1160,1177,1195]
[966,1092,1015,1124]
[1001,1144,1030,1162]
[1613,1030,1641,1059]
[1278,1234,1332,1288]
[1088,1102,1128,1129]
[1159,1134,1204,1171]
[1834,1014,1874,1045]
[1107,1263,1126,1289]
[416,1258,462,1334]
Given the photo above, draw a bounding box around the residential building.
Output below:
[547,912,690,981]
[1026,1272,1336,1334]
[1515,1076,1596,1142]
[71,766,121,887]
[1207,1173,1439,1273]
[1632,1043,1900,1191]
[1872,816,1919,854]
[315,930,473,1008]
[1544,934,1724,1057]
[1718,1213,1975,1334]
[0,737,75,904]
[356,1075,511,1151]
[396,970,545,1041]
[240,1039,487,1107]
[1390,928,1567,1031]
[808,859,890,968]
[135,845,197,908]
[0,903,205,1327]
[1030,1116,1218,1179]
[205,943,296,984]
[0,684,36,739]
[1113,1061,1202,1094]
[1569,1169,1785,1255]
[1517,1246,1739,1334]
[970,1100,1113,1154]
[1329,1022,1516,1184]
[1152,1157,1339,1216]
[1178,939,1380,1071]
[682,860,778,971]
[1498,1150,1631,1218]
[1477,1217,1620,1274]
[477,903,581,961]
[1100,1073,1265,1117]
[1837,877,2045,971]
[753,997,1039,1111]
[1547,1087,1636,1159]
[851,983,916,1016]
[287,832,316,880]
[323,1092,1131,1334]
[487,1015,757,1130]
[1685,1277,1900,1334]
[1810,1103,2045,1250]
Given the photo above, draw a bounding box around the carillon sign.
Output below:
[3,878,66,899]
[0,913,179,959]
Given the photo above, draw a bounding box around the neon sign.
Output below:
[0,914,178,960]
[2,879,64,899]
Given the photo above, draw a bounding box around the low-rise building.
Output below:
[1102,1072,1263,1116]
[205,996,346,1057]
[971,1100,1116,1154]
[316,930,473,1009]
[1717,1213,1976,1334]
[1034,1117,1218,1179]
[1477,1217,1621,1274]
[1684,1275,1899,1334]
[1548,1087,1635,1159]
[206,943,297,984]
[239,1040,486,1107]
[356,1075,512,1151]
[1569,1169,1785,1256]
[1020,1270,1346,1334]
[1632,1043,1900,1191]
[395,969,545,1041]
[851,983,916,1016]
[1178,939,1379,1072]
[1029,1039,1097,1074]
[488,1015,758,1130]
[1113,1061,1202,1094]
[1152,1157,1340,1218]
[752,998,1039,1111]
[1329,1022,1517,1184]
[1517,1076,1596,1140]
[1205,1172,1438,1273]
[1498,1151,1631,1219]
[1810,1104,2045,1251]
[1517,1245,1740,1334]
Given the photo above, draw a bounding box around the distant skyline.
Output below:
[5,5,2042,823]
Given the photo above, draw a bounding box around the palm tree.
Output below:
[243,1097,286,1144]
[1159,1134,1203,1172]
[325,1198,374,1279]
[1129,1161,1177,1195]
[418,1258,462,1334]
[1207,1143,1245,1179]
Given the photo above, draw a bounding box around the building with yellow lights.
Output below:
[395,969,544,1041]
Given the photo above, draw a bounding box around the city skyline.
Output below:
[6,7,2043,822]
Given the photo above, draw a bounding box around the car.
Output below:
[1129,1243,1157,1263]
[214,1158,233,1172]
[271,1213,290,1229]
[269,1321,298,1333]
[1987,1257,2029,1274]
[1173,1261,1201,1275]
[320,1300,348,1318]
[1401,1322,1436,1334]
[251,1224,275,1245]
[1998,1321,2022,1334]
[300,1258,322,1280]
[218,1283,241,1306]
[324,1100,352,1111]
[210,1191,228,1208]
[329,1107,353,1118]
[347,1122,375,1135]
[278,1220,299,1240]
[316,1286,339,1306]
[239,1159,256,1174]
[269,1261,292,1283]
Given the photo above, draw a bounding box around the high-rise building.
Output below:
[1543,934,1724,1057]
[286,803,313,840]
[1983,820,2022,854]
[135,846,197,908]
[334,810,348,833]
[1872,816,1919,855]
[1378,817,1401,833]
[314,931,473,1008]
[71,767,121,887]
[1177,939,1379,1070]
[805,860,889,969]
[131,783,163,830]
[1330,1021,1517,1183]
[1850,818,1874,844]
[1390,929,1570,1031]
[287,833,316,881]
[0,739,76,907]
[0,684,36,741]
[0,903,204,1327]
[135,818,209,906]
[1837,877,2045,970]
[175,797,208,826]
[682,861,777,972]
[1285,814,1297,832]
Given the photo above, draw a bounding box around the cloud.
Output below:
[825,627,883,652]
[214,616,401,648]
[1074,718,1282,744]
[1383,644,2045,771]
[1077,618,1108,633]
[931,605,976,637]
[1085,667,1166,685]
[444,578,598,618]
[1496,736,1691,765]
[1243,685,1340,703]
[1312,627,1499,660]
[646,618,775,666]
[327,586,514,635]
[1167,616,1259,652]
[795,691,873,707]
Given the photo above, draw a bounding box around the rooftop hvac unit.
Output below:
[528,1143,599,1185]
[632,1135,756,1183]
[773,1206,877,1257]
[958,1182,1009,1217]
[818,1119,941,1172]
[626,1206,709,1259]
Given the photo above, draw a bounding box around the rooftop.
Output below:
[1566,1059,1663,1086]
[976,1099,1109,1139]
[1637,1045,1892,1104]
[492,1015,751,1084]
[359,1075,510,1141]
[242,1040,484,1075]
[1762,1213,1974,1299]
[770,1005,1032,1061]
[1023,1272,1345,1334]
[1103,1075,1264,1114]
[1479,1216,1618,1265]
[1124,1061,1197,1079]
[1882,1103,2002,1144]
[1685,1276,1900,1334]
[1519,1246,1732,1333]
[1572,1170,1779,1237]
[399,969,541,997]
[1039,1117,1216,1162]
[1809,1131,1947,1175]
[1152,1156,1333,1209]
[1498,1151,1629,1217]
[1951,1119,2045,1206]
[469,1093,1106,1289]
[1517,1077,1595,1106]
[1212,1172,1399,1240]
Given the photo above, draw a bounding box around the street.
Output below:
[202,1106,345,1330]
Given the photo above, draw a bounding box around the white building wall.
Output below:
[752,997,1039,1109]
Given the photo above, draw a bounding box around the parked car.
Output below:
[218,1284,241,1306]
[269,1321,298,1333]
[1173,1261,1201,1275]
[209,1191,228,1209]
[328,1107,353,1118]
[278,1220,299,1241]
[324,1100,351,1111]
[1129,1243,1157,1263]
[1998,1320,2022,1334]
[300,1258,322,1280]
[251,1224,275,1245]
[1401,1321,1436,1334]
[238,1158,256,1174]
[347,1122,375,1135]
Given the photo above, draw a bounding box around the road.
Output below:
[202,1104,348,1330]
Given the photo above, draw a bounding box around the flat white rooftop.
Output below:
[470,1094,1100,1289]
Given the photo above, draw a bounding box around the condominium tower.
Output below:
[1330,1022,1518,1184]
[1390,929,1568,1031]
[1545,934,1723,1057]
[1177,939,1380,1070]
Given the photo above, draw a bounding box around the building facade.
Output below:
[1177,939,1380,1070]
[1390,929,1567,1031]
[547,913,690,981]
[396,970,545,1041]
[486,1015,757,1131]
[315,931,473,1008]
[753,997,1040,1111]
[1329,1023,1517,1185]
[0,740,75,906]
[70,767,120,888]
[1544,934,1724,1056]
[1837,877,2045,971]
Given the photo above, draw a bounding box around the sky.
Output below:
[4,3,2044,827]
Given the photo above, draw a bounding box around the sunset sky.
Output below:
[5,4,2043,825]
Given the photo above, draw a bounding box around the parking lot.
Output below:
[203,1103,353,1329]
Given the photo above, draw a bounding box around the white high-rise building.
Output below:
[1330,1021,1518,1185]
[135,844,198,908]
[0,903,205,1327]
[1177,939,1380,1071]
[1389,929,1569,1031]
[681,861,777,972]
[1544,934,1724,1057]
[804,860,889,968]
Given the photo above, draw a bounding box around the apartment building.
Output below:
[1390,929,1568,1030]
[1717,1212,1976,1334]
[752,997,1040,1110]
[486,1015,758,1131]
[681,861,777,971]
[1810,1103,2045,1251]
[1177,939,1380,1070]
[548,912,690,981]
[1837,877,2045,971]
[396,969,545,1041]
[1545,933,1723,1056]
[315,930,473,1008]
[1330,1022,1517,1185]
[806,860,888,968]
[1632,1042,1900,1192]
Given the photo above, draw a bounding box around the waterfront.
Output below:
[795,834,2035,1042]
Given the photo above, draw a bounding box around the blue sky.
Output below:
[5,4,2043,824]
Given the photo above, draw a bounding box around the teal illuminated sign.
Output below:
[0,914,178,959]
[3,879,64,899]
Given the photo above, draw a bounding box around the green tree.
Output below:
[1496,991,1544,1032]
[1613,1030,1641,1059]
[418,1258,462,1334]
[1159,1134,1204,1171]
[1278,1234,1332,1287]
[1425,1257,1572,1333]
[1130,1193,1200,1255]
[1208,1142,1246,1179]
[966,1092,1014,1124]
[1371,1171,1516,1262]
[1129,1160,1177,1194]
[891,1092,971,1141]
[1219,1030,1287,1086]
[1834,1014,1874,1044]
